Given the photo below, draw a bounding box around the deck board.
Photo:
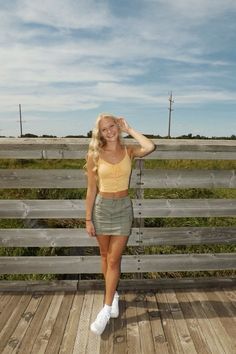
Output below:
[0,287,235,354]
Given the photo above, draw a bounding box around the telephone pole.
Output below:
[18,104,24,137]
[167,92,174,138]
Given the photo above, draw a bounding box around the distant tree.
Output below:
[87,130,92,138]
[22,133,38,138]
[41,134,57,138]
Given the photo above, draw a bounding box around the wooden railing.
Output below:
[0,138,236,285]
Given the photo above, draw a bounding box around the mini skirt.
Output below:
[92,194,133,236]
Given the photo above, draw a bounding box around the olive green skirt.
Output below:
[92,194,133,236]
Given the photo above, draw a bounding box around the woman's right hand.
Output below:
[86,220,96,237]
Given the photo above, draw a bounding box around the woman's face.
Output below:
[99,117,119,142]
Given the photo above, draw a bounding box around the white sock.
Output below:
[103,304,112,315]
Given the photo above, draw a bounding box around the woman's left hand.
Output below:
[117,117,131,134]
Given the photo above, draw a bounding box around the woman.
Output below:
[85,113,155,335]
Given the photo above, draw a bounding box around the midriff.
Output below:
[98,189,128,199]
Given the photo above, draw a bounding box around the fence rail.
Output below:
[0,138,235,282]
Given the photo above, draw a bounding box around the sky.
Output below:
[0,0,236,138]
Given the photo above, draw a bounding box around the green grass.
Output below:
[0,158,235,280]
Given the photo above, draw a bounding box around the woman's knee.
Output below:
[107,255,121,269]
[100,250,108,261]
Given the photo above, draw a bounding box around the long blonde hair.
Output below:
[84,113,124,175]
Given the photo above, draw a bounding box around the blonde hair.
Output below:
[84,113,124,175]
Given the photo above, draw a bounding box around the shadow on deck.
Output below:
[0,286,235,354]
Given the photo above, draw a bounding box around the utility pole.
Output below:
[167,91,174,138]
[18,104,24,137]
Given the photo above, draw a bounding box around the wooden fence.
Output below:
[0,138,236,288]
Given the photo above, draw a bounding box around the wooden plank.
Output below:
[0,198,235,219]
[113,292,127,354]
[1,253,236,275]
[164,290,197,354]
[204,290,236,347]
[136,253,236,272]
[0,294,13,314]
[45,293,74,354]
[141,169,236,188]
[1,277,236,292]
[30,293,64,354]
[0,169,139,189]
[175,290,212,354]
[0,295,23,333]
[0,169,87,189]
[0,280,78,292]
[0,138,235,160]
[145,292,169,353]
[86,291,103,354]
[125,292,142,354]
[2,294,42,353]
[0,228,139,247]
[59,292,85,354]
[17,294,53,354]
[1,227,235,248]
[72,290,94,354]
[2,168,235,189]
[156,290,184,354]
[135,292,156,354]
[223,288,236,308]
[214,289,236,319]
[0,295,32,353]
[132,199,236,218]
[138,227,236,246]
[188,290,229,354]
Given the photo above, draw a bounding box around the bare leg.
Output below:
[105,236,129,305]
[96,235,110,279]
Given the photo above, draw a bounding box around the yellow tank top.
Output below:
[98,147,132,192]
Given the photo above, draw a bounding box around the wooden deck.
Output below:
[0,287,235,354]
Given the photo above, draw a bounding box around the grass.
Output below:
[0,157,235,280]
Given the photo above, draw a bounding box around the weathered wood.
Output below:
[0,199,235,218]
[0,288,235,354]
[2,294,42,353]
[30,293,64,354]
[175,290,212,354]
[0,169,139,189]
[72,291,94,354]
[0,253,235,275]
[164,290,198,353]
[59,292,85,354]
[1,227,235,247]
[16,294,53,354]
[0,138,235,160]
[45,293,74,354]
[0,294,31,352]
[187,290,229,354]
[0,277,235,292]
[141,169,236,188]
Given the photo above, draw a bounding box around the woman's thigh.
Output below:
[107,236,129,261]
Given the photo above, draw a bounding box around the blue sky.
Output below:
[0,0,236,137]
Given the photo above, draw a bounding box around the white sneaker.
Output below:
[90,308,110,335]
[110,291,119,318]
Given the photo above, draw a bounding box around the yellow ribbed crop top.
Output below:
[98,147,132,192]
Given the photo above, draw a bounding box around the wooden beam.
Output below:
[0,253,235,274]
[0,169,235,189]
[1,227,235,247]
[1,199,235,218]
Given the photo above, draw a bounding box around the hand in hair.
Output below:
[117,117,131,134]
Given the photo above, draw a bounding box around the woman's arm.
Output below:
[118,118,155,158]
[85,154,97,236]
